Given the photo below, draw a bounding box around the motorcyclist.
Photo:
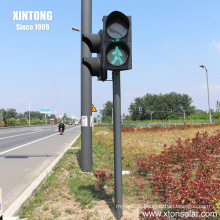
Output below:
[58,122,65,132]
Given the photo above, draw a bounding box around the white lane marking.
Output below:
[0,128,54,140]
[0,127,78,155]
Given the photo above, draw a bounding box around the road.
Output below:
[0,124,81,213]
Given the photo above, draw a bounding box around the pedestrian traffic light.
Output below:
[97,68,107,81]
[82,30,107,81]
[103,11,132,70]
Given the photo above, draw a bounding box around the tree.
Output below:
[50,114,56,119]
[6,109,17,118]
[0,109,4,121]
[62,113,68,122]
[63,113,67,118]
[194,109,206,114]
[0,109,7,126]
[100,101,113,122]
[17,113,24,119]
[129,92,196,121]
[19,118,27,125]
[0,108,18,126]
[24,111,44,120]
[7,118,18,126]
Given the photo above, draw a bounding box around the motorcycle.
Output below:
[58,127,64,135]
[58,124,65,135]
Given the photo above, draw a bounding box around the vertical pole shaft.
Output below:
[206,69,212,123]
[0,189,2,220]
[81,0,92,171]
[29,102,30,126]
[112,108,113,124]
[113,70,123,219]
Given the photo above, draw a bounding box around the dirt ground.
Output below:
[23,146,142,220]
[32,185,140,220]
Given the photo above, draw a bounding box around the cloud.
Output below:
[210,40,220,52]
[0,102,9,106]
[198,85,220,90]
[210,85,220,90]
[198,85,207,90]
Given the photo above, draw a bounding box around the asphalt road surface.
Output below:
[0,124,81,212]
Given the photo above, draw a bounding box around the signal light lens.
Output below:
[106,42,130,67]
[106,19,128,39]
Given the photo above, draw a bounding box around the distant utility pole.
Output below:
[29,101,31,126]
[0,110,3,121]
[199,65,212,123]
[45,107,47,125]
[217,101,220,112]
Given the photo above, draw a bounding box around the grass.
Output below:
[18,132,116,219]
[65,208,75,214]
[18,124,220,219]
[18,137,81,219]
[69,170,113,209]
[123,118,220,124]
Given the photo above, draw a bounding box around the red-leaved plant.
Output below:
[94,170,113,190]
[136,130,220,215]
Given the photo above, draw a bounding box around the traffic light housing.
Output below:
[103,11,132,70]
[82,30,107,81]
[82,11,131,80]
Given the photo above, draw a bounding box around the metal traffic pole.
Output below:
[81,0,93,171]
[0,189,2,220]
[113,70,123,219]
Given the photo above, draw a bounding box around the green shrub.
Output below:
[7,118,19,126]
[19,118,27,125]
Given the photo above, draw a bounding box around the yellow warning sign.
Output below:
[92,104,97,112]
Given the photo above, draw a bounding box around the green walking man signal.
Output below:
[111,46,123,65]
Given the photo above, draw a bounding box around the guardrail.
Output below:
[0,124,57,133]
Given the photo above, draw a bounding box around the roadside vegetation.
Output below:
[99,92,220,124]
[0,108,72,127]
[1,92,220,126]
[19,123,220,219]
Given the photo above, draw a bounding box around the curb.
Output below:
[3,132,81,218]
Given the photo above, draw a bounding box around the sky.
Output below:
[0,0,220,120]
